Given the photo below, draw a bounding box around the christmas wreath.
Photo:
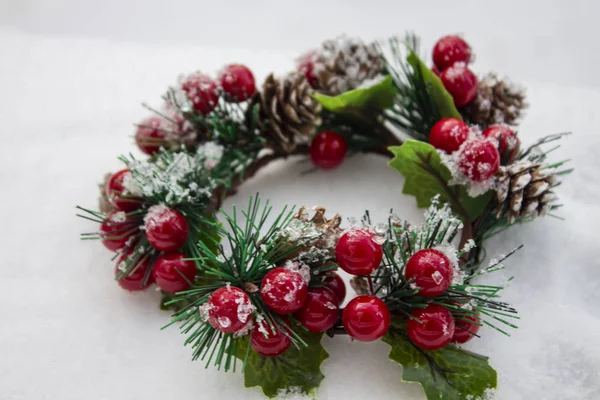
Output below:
[78,33,571,399]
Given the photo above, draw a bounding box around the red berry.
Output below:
[251,320,291,357]
[218,64,256,102]
[335,229,383,276]
[181,73,220,115]
[429,118,469,154]
[144,205,189,252]
[452,313,481,344]
[260,267,308,314]
[152,252,196,293]
[99,211,138,252]
[115,252,152,292]
[135,116,167,155]
[440,64,478,107]
[105,169,143,212]
[297,52,319,87]
[204,286,254,333]
[405,249,454,297]
[294,287,339,332]
[323,273,346,304]
[407,304,455,350]
[457,139,500,182]
[432,35,472,71]
[482,125,519,159]
[431,65,442,77]
[342,295,390,342]
[309,131,347,170]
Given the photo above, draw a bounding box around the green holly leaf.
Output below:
[235,331,329,398]
[314,76,396,114]
[406,50,462,120]
[388,140,492,221]
[382,329,497,400]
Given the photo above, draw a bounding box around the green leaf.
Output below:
[314,76,396,114]
[388,140,492,221]
[382,329,497,400]
[406,51,462,120]
[236,331,329,398]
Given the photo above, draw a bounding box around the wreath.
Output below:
[77,33,571,399]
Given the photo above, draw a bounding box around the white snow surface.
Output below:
[1,30,600,400]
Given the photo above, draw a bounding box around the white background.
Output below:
[1,1,600,399]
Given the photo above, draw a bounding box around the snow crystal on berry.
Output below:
[110,211,126,223]
[284,260,311,284]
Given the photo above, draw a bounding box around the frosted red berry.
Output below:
[432,35,472,71]
[342,295,390,342]
[405,249,454,297]
[260,267,308,315]
[181,73,220,115]
[457,139,500,182]
[452,313,481,344]
[135,116,167,155]
[204,286,254,333]
[482,125,519,159]
[115,252,152,292]
[152,252,196,293]
[250,321,291,357]
[429,118,469,154]
[440,64,478,107]
[309,131,347,170]
[407,304,455,350]
[218,64,256,102]
[105,169,143,211]
[144,205,189,252]
[323,273,346,304]
[99,212,137,252]
[294,287,339,332]
[335,229,383,276]
[297,52,319,87]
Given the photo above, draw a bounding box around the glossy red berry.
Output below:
[482,125,519,159]
[407,304,455,350]
[115,252,152,292]
[181,73,220,115]
[440,64,478,107]
[105,169,143,212]
[429,118,469,154]
[432,35,472,71]
[452,313,481,344]
[250,321,291,357]
[457,139,500,182]
[260,267,308,314]
[405,249,454,297]
[294,287,339,332]
[335,229,383,276]
[144,205,189,252]
[99,212,138,252]
[135,116,167,155]
[152,252,196,293]
[309,131,347,170]
[342,295,390,342]
[218,64,256,102]
[204,286,254,333]
[323,273,346,304]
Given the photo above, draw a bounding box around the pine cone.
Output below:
[461,73,527,129]
[495,160,560,223]
[310,36,385,96]
[253,73,322,153]
[99,173,117,214]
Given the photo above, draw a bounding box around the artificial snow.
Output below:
[4,29,600,400]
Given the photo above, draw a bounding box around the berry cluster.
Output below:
[431,35,477,107]
[429,118,519,183]
[134,64,257,155]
